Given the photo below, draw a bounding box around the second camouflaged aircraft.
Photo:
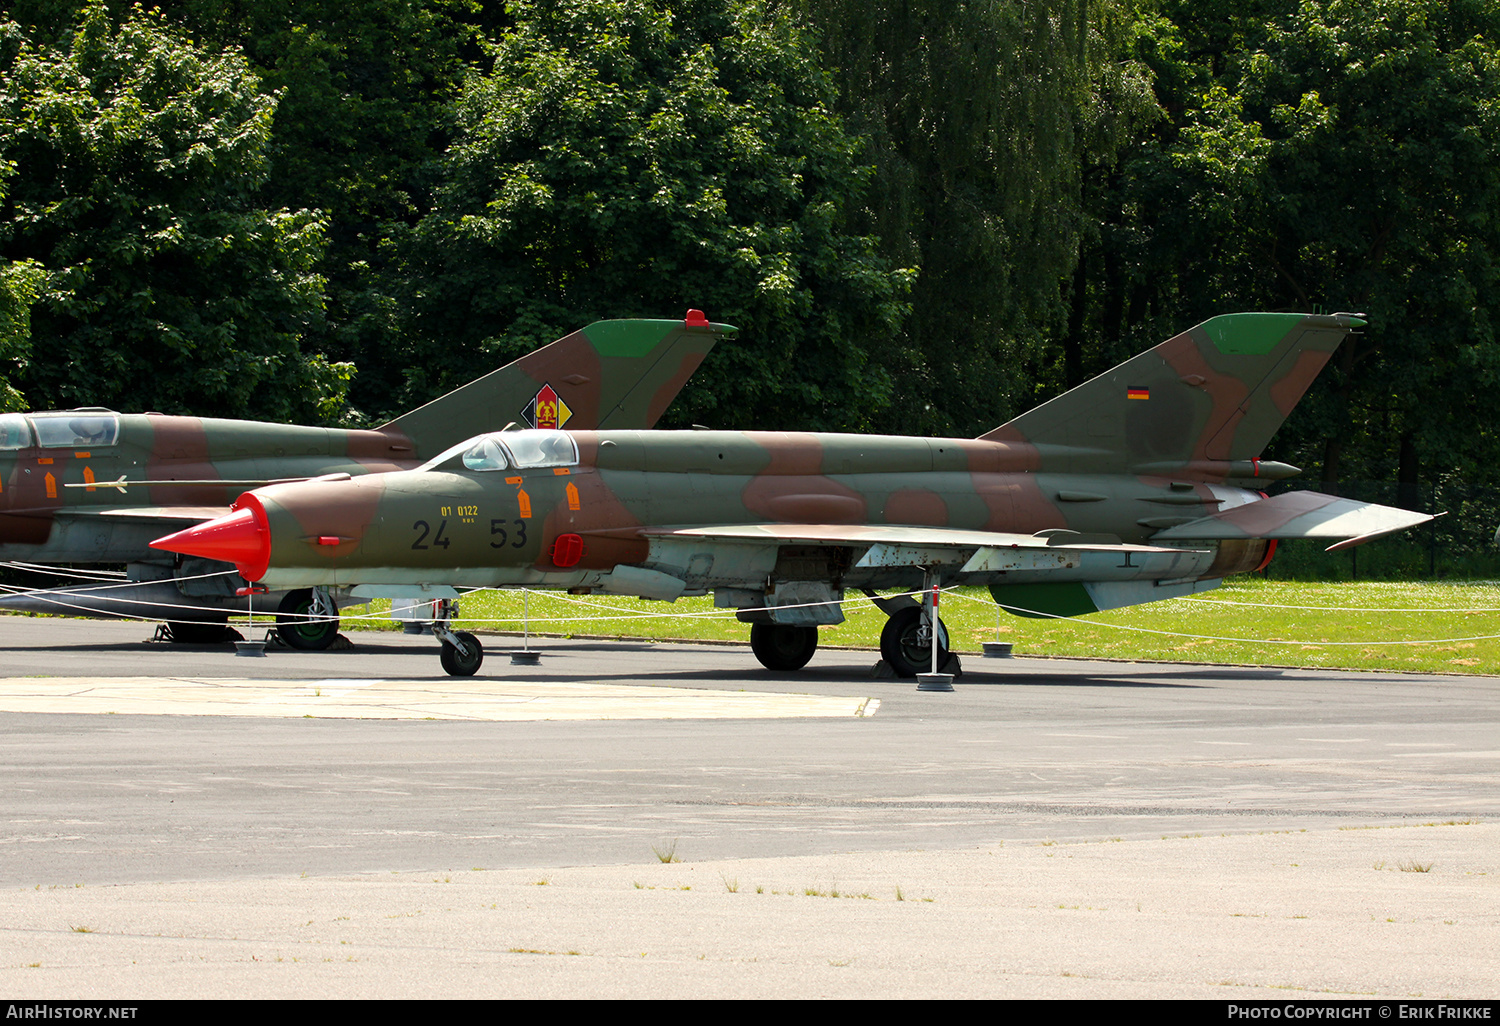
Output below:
[0,314,730,645]
[153,312,1431,675]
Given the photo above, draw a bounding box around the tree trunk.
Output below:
[1397,432,1421,511]
[1321,438,1343,495]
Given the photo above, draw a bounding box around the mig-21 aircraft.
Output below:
[0,313,731,645]
[151,311,1432,675]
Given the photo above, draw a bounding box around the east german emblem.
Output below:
[521,383,573,429]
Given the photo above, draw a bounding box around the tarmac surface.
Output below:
[1,616,1497,999]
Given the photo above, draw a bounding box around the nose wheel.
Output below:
[438,630,484,676]
[432,598,484,676]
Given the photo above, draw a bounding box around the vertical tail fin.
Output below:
[381,312,735,457]
[981,312,1363,472]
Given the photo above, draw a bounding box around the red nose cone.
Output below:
[150,499,271,581]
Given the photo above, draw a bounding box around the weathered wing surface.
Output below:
[648,523,1203,567]
[635,523,1219,618]
[1148,491,1433,551]
[92,506,230,522]
[645,525,1206,582]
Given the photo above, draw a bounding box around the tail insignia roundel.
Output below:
[521,383,573,430]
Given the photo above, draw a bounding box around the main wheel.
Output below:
[166,620,236,644]
[276,589,340,650]
[749,623,818,671]
[439,631,484,676]
[879,606,950,678]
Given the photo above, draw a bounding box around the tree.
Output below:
[0,3,348,421]
[0,254,44,411]
[1235,0,1500,509]
[403,0,912,432]
[0,125,44,410]
[1074,1,1500,518]
[790,0,1121,435]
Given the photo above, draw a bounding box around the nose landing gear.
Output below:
[432,598,484,676]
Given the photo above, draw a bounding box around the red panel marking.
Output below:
[551,533,586,568]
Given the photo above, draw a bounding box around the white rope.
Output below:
[0,560,128,581]
[943,588,1500,647]
[5,568,1494,649]
[1181,596,1500,613]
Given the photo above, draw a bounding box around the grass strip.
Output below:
[339,577,1500,676]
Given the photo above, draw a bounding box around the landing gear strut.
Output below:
[749,623,819,671]
[432,598,483,676]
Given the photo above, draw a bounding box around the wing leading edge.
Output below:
[1149,491,1433,551]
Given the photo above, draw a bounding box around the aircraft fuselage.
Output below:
[221,429,1271,605]
[0,410,413,563]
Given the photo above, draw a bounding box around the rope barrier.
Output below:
[0,560,127,581]
[942,588,1500,647]
[1181,596,1500,614]
[0,562,1494,649]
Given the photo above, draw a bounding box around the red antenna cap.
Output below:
[684,309,710,328]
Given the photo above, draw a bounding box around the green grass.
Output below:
[334,577,1500,675]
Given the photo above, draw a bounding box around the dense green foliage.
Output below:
[0,3,349,420]
[1090,0,1500,496]
[1070,0,1500,567]
[404,0,910,430]
[0,0,1496,572]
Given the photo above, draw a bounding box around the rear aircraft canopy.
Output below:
[0,411,121,449]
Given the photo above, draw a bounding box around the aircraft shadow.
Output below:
[0,636,1392,692]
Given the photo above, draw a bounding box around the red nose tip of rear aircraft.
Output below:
[150,499,271,582]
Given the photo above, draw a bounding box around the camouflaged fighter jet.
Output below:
[0,313,731,645]
[151,311,1433,676]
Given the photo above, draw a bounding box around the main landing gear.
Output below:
[432,598,484,676]
[749,623,819,671]
[878,605,950,678]
[744,591,953,678]
[275,587,341,650]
